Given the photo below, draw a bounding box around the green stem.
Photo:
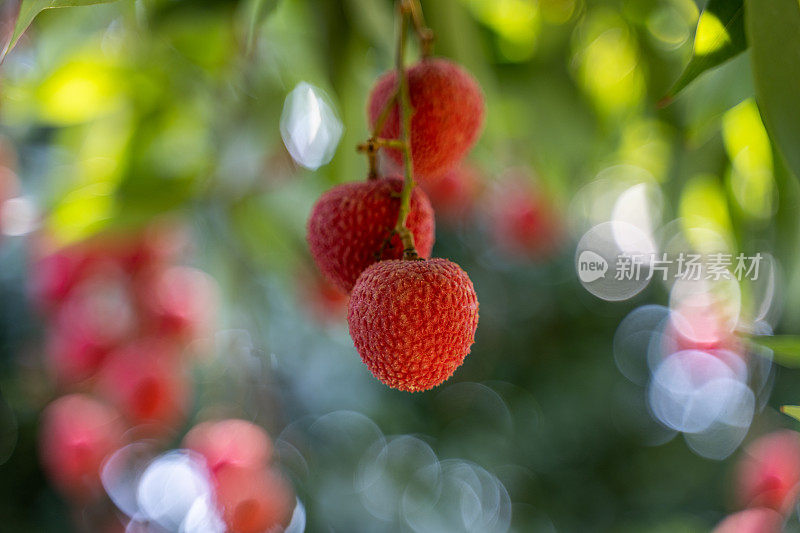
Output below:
[362,91,399,180]
[394,0,419,260]
[407,0,434,57]
[358,0,432,184]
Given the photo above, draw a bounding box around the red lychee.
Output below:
[96,340,190,433]
[184,419,272,475]
[307,177,435,292]
[736,430,800,514]
[137,265,217,342]
[347,258,479,392]
[53,270,136,351]
[296,268,349,323]
[38,394,125,501]
[213,465,294,533]
[368,58,485,179]
[419,162,482,225]
[44,269,136,385]
[489,178,563,261]
[712,508,783,533]
[29,244,94,312]
[117,221,189,273]
[46,325,112,386]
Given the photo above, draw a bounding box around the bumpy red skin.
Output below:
[307,178,434,293]
[348,258,479,392]
[368,58,485,179]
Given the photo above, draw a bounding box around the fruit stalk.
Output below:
[356,136,402,180]
[407,0,434,57]
[394,0,419,260]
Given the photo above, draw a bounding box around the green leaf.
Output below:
[782,405,800,423]
[750,335,800,367]
[746,0,800,181]
[664,0,746,101]
[2,0,120,61]
[240,0,280,52]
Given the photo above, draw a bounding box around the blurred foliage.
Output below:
[666,0,744,99]
[0,0,800,531]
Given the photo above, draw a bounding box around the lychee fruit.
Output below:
[347,258,479,392]
[137,265,217,342]
[419,162,482,225]
[712,508,783,533]
[368,58,485,179]
[29,244,93,312]
[38,394,125,501]
[46,325,112,386]
[184,419,273,475]
[96,340,190,433]
[296,268,349,323]
[307,177,435,292]
[213,464,294,533]
[489,178,563,260]
[735,430,800,514]
[118,221,189,273]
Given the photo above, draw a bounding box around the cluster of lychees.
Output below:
[32,226,213,442]
[32,227,207,490]
[31,227,294,531]
[307,1,483,393]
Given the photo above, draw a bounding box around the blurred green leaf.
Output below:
[751,335,800,367]
[781,405,800,422]
[664,0,746,101]
[2,0,120,61]
[746,0,800,181]
[242,0,279,51]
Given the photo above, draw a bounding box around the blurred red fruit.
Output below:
[139,266,217,342]
[59,273,136,346]
[419,163,481,224]
[44,271,136,383]
[38,394,125,500]
[668,296,739,351]
[184,419,272,475]
[118,222,189,273]
[30,223,189,312]
[489,179,563,260]
[663,311,742,355]
[348,258,479,392]
[214,465,294,533]
[368,58,485,179]
[736,430,800,514]
[30,245,92,312]
[46,327,111,385]
[307,177,435,292]
[712,508,783,533]
[96,340,190,432]
[297,269,348,323]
